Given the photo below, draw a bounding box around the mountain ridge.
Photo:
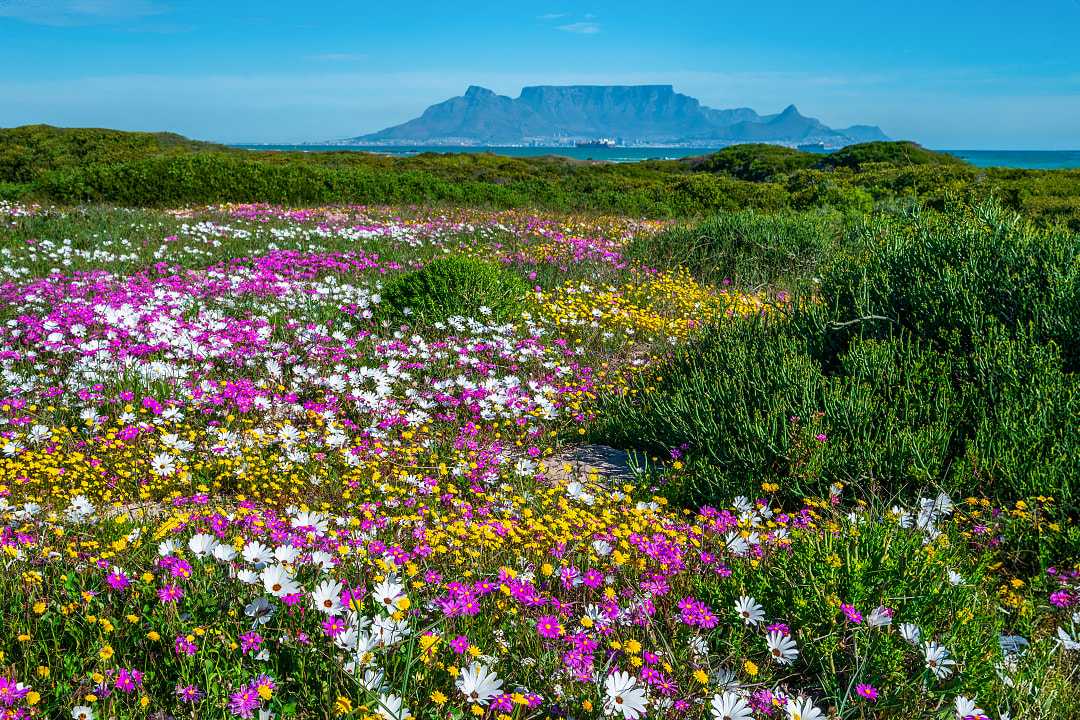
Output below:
[345,84,889,147]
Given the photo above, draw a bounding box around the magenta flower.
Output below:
[228,686,260,718]
[841,603,863,624]
[240,631,263,655]
[176,684,204,703]
[536,615,562,639]
[158,584,183,604]
[450,635,470,654]
[114,668,143,693]
[856,683,878,701]
[322,617,345,638]
[106,569,131,591]
[174,635,197,657]
[0,677,30,706]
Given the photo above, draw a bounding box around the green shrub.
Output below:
[821,201,1080,371]
[689,143,819,181]
[591,202,1080,518]
[378,256,530,326]
[0,124,227,183]
[0,182,30,200]
[820,141,967,171]
[624,209,845,291]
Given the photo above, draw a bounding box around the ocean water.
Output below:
[232,144,1080,169]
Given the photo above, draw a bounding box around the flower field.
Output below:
[0,201,1076,720]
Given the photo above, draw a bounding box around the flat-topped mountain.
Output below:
[346,84,888,147]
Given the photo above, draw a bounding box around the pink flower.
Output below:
[240,631,263,654]
[856,683,878,701]
[106,569,131,591]
[450,635,469,654]
[536,615,562,639]
[158,584,183,604]
[841,603,863,624]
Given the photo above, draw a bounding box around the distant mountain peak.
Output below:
[464,85,497,99]
[346,85,889,147]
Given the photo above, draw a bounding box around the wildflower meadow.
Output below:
[0,199,1077,720]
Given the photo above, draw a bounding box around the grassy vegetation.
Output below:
[378,255,531,325]
[4,125,1080,228]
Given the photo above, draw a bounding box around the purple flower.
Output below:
[536,615,562,639]
[174,635,197,657]
[856,683,878,701]
[158,584,183,604]
[841,603,863,624]
[240,631,263,655]
[228,687,260,718]
[106,569,131,591]
[176,684,204,703]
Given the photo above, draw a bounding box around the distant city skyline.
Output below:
[1,0,1079,149]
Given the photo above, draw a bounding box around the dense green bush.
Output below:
[624,209,845,291]
[377,256,530,326]
[31,153,793,216]
[820,140,966,170]
[688,143,820,181]
[0,182,29,200]
[591,202,1080,517]
[821,202,1080,370]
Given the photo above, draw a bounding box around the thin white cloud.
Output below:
[0,0,168,26]
[307,53,368,62]
[538,12,566,20]
[557,21,599,34]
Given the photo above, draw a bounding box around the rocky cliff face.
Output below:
[352,85,888,146]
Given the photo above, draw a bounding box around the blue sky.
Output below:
[2,0,1079,148]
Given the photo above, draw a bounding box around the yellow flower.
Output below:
[743,660,758,677]
[693,669,709,685]
[26,691,40,706]
[334,696,353,715]
[430,691,447,705]
[98,645,114,661]
[32,601,46,615]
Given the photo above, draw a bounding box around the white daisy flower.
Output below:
[711,690,753,720]
[603,671,648,720]
[766,630,799,665]
[455,661,503,705]
[735,596,764,626]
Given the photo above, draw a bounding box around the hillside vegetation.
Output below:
[3,125,1080,227]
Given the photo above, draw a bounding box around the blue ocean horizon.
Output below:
[231,144,1080,170]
